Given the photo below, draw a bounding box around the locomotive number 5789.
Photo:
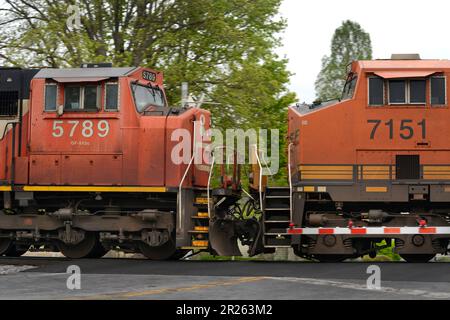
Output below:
[51,119,110,138]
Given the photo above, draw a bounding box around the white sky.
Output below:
[279,0,450,103]
[2,0,450,104]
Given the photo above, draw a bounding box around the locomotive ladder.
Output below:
[253,144,294,248]
[263,187,291,247]
[188,194,210,249]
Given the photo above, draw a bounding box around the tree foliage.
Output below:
[0,0,295,184]
[315,20,372,101]
[0,0,294,110]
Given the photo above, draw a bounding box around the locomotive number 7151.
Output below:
[52,120,110,138]
[368,119,426,140]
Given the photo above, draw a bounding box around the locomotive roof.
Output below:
[357,59,450,70]
[34,67,138,79]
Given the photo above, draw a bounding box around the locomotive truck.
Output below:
[2,55,450,262]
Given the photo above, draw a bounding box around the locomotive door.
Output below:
[29,80,123,186]
[395,155,420,180]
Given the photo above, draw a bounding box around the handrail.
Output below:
[207,146,226,219]
[177,121,197,231]
[252,144,264,213]
[287,142,294,223]
[260,152,274,176]
[0,121,16,141]
[178,152,196,230]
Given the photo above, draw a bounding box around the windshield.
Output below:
[131,83,166,112]
[341,75,357,101]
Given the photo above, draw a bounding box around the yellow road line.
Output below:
[71,277,267,300]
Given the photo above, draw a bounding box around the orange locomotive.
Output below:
[0,64,221,259]
[278,55,450,262]
[3,56,450,263]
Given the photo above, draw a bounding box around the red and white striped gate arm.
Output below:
[287,226,450,235]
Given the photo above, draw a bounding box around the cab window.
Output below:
[44,84,57,111]
[341,76,357,101]
[431,77,446,105]
[64,85,99,111]
[105,83,119,111]
[368,77,384,105]
[388,80,407,104]
[369,77,428,106]
[84,85,99,110]
[410,80,426,104]
[131,83,165,113]
[388,79,426,105]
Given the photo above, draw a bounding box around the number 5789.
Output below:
[52,120,110,138]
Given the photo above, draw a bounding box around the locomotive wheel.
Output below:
[58,232,107,259]
[0,239,13,256]
[138,240,177,260]
[3,244,29,257]
[313,254,349,263]
[400,254,436,263]
[85,240,108,259]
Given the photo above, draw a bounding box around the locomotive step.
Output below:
[197,212,209,217]
[194,226,209,231]
[266,196,290,199]
[191,240,209,247]
[265,214,291,220]
[264,208,290,211]
[188,230,209,234]
[265,187,290,197]
[194,198,209,205]
[191,216,209,219]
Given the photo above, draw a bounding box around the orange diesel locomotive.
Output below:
[0,65,221,260]
[278,55,450,262]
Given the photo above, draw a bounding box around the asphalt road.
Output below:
[0,256,449,300]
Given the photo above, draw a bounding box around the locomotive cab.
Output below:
[283,55,450,262]
[25,66,210,187]
[0,65,214,260]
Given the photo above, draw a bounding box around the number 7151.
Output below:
[368,119,426,140]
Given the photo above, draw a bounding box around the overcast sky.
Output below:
[279,0,450,103]
[2,0,449,104]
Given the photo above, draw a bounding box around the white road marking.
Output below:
[268,277,450,299]
[0,265,37,275]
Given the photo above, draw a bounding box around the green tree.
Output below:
[210,55,296,185]
[315,20,372,101]
[0,0,295,185]
[0,0,293,105]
